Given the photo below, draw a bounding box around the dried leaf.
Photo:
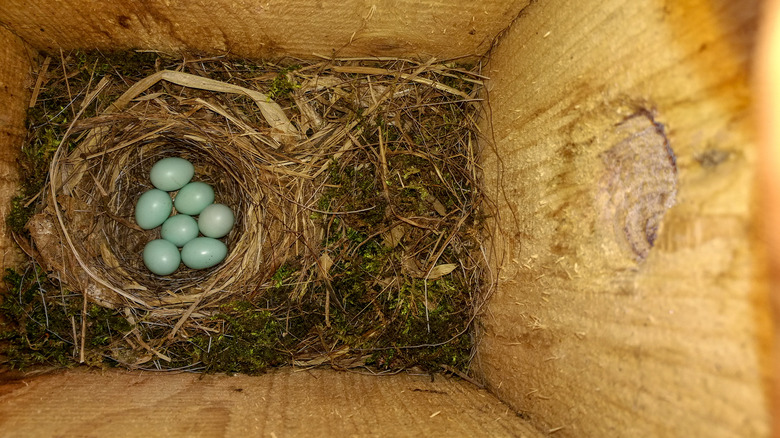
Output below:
[403,257,426,278]
[426,263,458,280]
[383,224,406,247]
[318,253,334,279]
[427,195,447,216]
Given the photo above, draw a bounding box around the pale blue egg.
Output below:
[174,182,214,215]
[150,157,194,191]
[161,214,199,247]
[181,237,228,270]
[135,189,173,230]
[143,239,181,275]
[198,204,235,238]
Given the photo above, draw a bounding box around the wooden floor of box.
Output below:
[0,368,542,437]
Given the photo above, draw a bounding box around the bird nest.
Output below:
[33,70,306,312]
[8,53,491,373]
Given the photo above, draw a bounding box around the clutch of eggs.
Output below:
[134,157,235,275]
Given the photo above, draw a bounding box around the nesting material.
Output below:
[7,52,490,373]
[34,71,295,309]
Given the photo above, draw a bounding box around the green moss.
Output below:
[363,275,471,371]
[188,301,291,374]
[85,51,161,79]
[0,267,129,369]
[318,160,386,229]
[267,65,301,100]
[7,196,34,235]
[271,263,297,289]
[308,124,476,372]
[85,304,132,348]
[0,268,74,369]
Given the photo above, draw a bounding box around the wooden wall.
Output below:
[0,0,773,436]
[476,0,771,436]
[0,28,31,268]
[0,0,527,60]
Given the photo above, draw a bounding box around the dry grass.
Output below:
[11,51,492,373]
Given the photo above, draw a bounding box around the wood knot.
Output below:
[117,15,132,29]
[599,111,677,261]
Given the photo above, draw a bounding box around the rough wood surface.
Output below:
[755,1,780,434]
[476,0,771,436]
[0,0,528,60]
[0,367,542,437]
[0,28,31,269]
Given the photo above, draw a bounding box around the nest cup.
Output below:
[43,81,295,312]
[109,138,247,285]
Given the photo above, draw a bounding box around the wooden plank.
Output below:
[0,0,529,60]
[0,368,543,437]
[0,28,32,269]
[476,0,771,436]
[755,1,780,435]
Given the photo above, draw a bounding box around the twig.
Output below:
[29,56,51,108]
[59,50,74,118]
[377,126,391,204]
[80,286,87,363]
[441,364,485,388]
[330,65,472,100]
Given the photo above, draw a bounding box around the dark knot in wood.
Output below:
[599,111,677,261]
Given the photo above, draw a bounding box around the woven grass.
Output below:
[6,52,491,373]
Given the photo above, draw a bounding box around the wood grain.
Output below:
[0,368,543,437]
[0,28,32,270]
[0,1,772,435]
[597,112,678,261]
[476,0,771,436]
[756,1,780,435]
[0,0,528,60]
